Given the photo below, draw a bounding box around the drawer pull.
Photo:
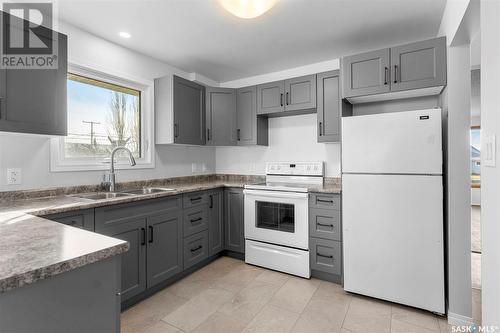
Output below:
[141,228,146,246]
[190,245,203,252]
[317,253,333,259]
[190,197,202,202]
[190,217,203,223]
[209,194,213,208]
[317,222,334,227]
[317,199,334,204]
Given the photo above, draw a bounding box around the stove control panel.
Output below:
[265,161,324,176]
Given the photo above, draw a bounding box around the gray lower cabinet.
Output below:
[236,86,268,146]
[317,70,341,142]
[208,189,224,256]
[390,36,446,92]
[310,238,342,276]
[99,217,147,302]
[0,25,68,136]
[146,212,183,288]
[206,87,237,146]
[183,205,208,237]
[257,80,285,115]
[342,48,391,98]
[183,230,209,270]
[43,209,95,231]
[224,188,245,254]
[173,75,206,145]
[284,75,316,112]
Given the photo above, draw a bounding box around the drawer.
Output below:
[183,230,209,270]
[183,191,208,209]
[309,208,341,241]
[310,238,342,276]
[309,193,341,210]
[44,209,94,231]
[183,205,208,237]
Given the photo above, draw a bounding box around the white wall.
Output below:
[216,114,341,177]
[0,22,216,192]
[480,0,500,326]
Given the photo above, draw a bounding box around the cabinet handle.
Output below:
[190,197,202,202]
[317,199,334,204]
[174,124,179,138]
[317,253,334,259]
[148,226,154,243]
[317,222,334,227]
[190,245,203,252]
[190,217,203,223]
[394,65,398,83]
[207,128,211,141]
[209,194,213,208]
[280,93,283,106]
[237,129,241,141]
[319,122,322,136]
[286,92,289,105]
[384,67,389,85]
[141,228,146,246]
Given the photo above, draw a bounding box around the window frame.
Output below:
[50,63,155,172]
[470,125,481,188]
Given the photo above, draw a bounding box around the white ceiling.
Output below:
[58,0,447,83]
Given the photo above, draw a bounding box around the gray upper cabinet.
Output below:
[342,48,391,98]
[317,71,341,142]
[224,188,245,254]
[173,75,206,145]
[236,86,268,146]
[0,27,67,136]
[257,80,285,115]
[208,189,224,256]
[146,211,183,288]
[390,36,446,92]
[206,87,237,146]
[284,75,317,112]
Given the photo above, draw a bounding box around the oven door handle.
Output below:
[243,189,308,200]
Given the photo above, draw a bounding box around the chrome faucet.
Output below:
[102,147,136,192]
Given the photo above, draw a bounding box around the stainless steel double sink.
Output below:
[71,187,175,201]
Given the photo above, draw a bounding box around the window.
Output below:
[51,64,154,171]
[471,126,481,186]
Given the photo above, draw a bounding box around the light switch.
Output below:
[483,134,496,167]
[7,168,22,185]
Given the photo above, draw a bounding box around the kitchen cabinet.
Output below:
[390,37,446,92]
[208,189,224,256]
[236,86,268,146]
[317,70,341,142]
[310,237,342,276]
[146,212,183,288]
[342,37,446,102]
[224,188,245,254]
[183,230,209,269]
[206,87,237,146]
[43,209,94,231]
[257,75,316,115]
[183,205,208,237]
[0,29,67,136]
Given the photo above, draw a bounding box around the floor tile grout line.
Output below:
[159,319,187,333]
[288,281,320,332]
[340,292,354,331]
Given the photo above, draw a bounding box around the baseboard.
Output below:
[447,312,475,326]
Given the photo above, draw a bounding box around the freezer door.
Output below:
[342,109,442,174]
[342,174,445,314]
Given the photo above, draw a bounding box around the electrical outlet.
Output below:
[7,168,22,185]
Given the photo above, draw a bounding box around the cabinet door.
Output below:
[342,48,390,98]
[284,75,316,112]
[236,86,257,145]
[146,211,183,288]
[0,33,67,136]
[224,188,244,253]
[257,81,284,115]
[173,75,206,145]
[317,71,341,142]
[99,218,147,302]
[206,87,236,146]
[208,190,224,256]
[391,37,446,92]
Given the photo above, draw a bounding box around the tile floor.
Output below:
[122,257,454,333]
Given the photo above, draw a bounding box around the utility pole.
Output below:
[82,121,100,146]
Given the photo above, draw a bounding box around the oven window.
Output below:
[255,201,295,233]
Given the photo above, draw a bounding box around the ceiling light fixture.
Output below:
[119,31,131,39]
[218,0,279,19]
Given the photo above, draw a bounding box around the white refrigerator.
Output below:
[342,108,445,314]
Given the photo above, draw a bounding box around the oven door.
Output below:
[243,189,309,250]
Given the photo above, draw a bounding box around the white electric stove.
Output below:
[243,162,324,278]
